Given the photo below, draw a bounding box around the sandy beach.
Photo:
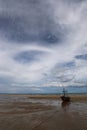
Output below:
[0,94,87,130]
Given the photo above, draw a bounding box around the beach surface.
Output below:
[0,94,87,130]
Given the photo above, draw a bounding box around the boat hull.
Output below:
[60,96,70,102]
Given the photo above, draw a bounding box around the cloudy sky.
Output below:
[0,0,87,93]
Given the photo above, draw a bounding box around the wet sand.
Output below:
[0,94,87,130]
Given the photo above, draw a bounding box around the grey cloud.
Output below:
[54,61,76,69]
[14,50,48,64]
[0,15,39,43]
[75,54,87,60]
[0,0,67,45]
[64,0,85,6]
[61,61,76,68]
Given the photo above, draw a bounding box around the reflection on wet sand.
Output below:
[61,101,71,111]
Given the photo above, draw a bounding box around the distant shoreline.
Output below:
[0,92,87,95]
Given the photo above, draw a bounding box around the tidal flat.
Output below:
[0,94,87,130]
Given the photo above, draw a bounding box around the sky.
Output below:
[0,0,87,93]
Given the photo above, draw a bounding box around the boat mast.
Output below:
[63,88,66,96]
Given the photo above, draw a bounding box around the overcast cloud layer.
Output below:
[0,0,87,93]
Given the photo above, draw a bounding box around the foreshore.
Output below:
[0,94,87,130]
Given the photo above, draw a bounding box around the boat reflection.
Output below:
[61,101,71,111]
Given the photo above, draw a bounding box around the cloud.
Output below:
[0,0,87,93]
[75,54,87,60]
[14,50,49,64]
[0,0,65,45]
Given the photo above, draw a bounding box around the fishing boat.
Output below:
[60,88,70,102]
